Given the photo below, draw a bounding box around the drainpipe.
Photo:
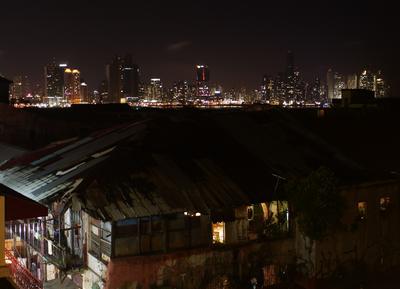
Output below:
[0,195,5,267]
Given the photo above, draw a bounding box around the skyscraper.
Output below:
[0,76,12,104]
[64,68,81,104]
[80,79,89,103]
[44,61,64,105]
[307,77,322,104]
[196,65,210,98]
[326,69,345,100]
[106,54,140,103]
[326,68,335,101]
[98,80,108,103]
[122,54,140,101]
[283,51,305,104]
[32,83,43,102]
[148,78,163,101]
[172,80,189,104]
[261,74,274,103]
[196,65,210,82]
[273,73,286,105]
[10,75,31,103]
[375,71,388,98]
[106,56,123,103]
[286,50,295,76]
[359,69,375,91]
[347,74,358,89]
[333,72,345,99]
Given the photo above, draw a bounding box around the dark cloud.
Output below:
[166,41,192,52]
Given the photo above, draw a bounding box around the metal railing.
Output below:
[5,250,43,289]
[9,229,68,270]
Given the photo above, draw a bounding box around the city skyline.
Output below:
[0,0,398,95]
[7,53,390,106]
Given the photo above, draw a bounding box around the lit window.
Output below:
[380,197,391,211]
[358,202,367,220]
[269,201,289,231]
[212,222,225,244]
[261,203,269,221]
[247,205,254,221]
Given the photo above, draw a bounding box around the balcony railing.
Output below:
[8,228,68,270]
[5,250,43,289]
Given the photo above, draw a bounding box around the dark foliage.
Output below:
[285,167,345,240]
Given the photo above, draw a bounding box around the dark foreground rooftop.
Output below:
[1,107,396,221]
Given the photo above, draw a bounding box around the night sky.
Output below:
[1,0,399,95]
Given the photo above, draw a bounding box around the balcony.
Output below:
[7,222,84,271]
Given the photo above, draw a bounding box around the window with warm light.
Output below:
[358,201,367,220]
[379,196,391,211]
[269,201,289,231]
[261,203,269,220]
[247,205,254,221]
[212,222,225,244]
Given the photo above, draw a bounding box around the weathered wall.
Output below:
[104,239,295,289]
[83,253,107,289]
[308,180,400,277]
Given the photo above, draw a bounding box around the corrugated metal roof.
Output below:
[0,115,276,221]
[0,121,147,202]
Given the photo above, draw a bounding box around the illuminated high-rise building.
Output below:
[32,83,43,102]
[347,74,358,89]
[64,68,81,104]
[148,78,163,101]
[327,69,345,100]
[98,80,108,103]
[196,64,210,82]
[326,68,335,101]
[285,51,296,103]
[307,77,322,104]
[319,83,328,104]
[273,73,286,105]
[333,72,345,99]
[172,80,189,104]
[261,74,274,103]
[80,79,89,103]
[195,65,210,98]
[375,70,388,98]
[359,69,375,91]
[283,51,305,104]
[10,75,31,102]
[44,61,65,104]
[293,71,306,103]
